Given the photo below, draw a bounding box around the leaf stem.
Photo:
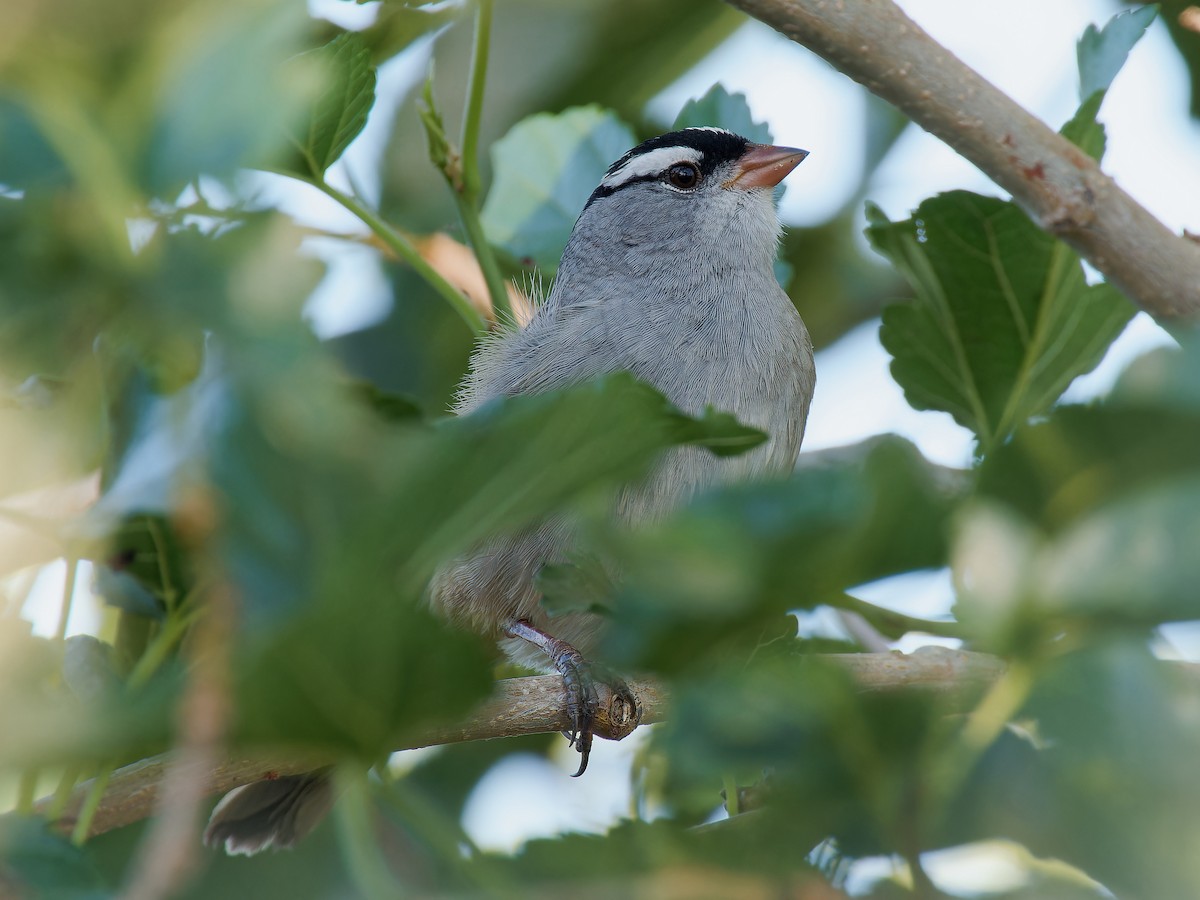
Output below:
[16,769,37,816]
[125,606,197,691]
[47,764,84,820]
[461,0,491,201]
[71,763,114,845]
[454,192,512,324]
[308,176,487,334]
[456,0,512,323]
[334,767,399,900]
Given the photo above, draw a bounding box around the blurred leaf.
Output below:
[663,406,766,457]
[213,369,782,755]
[0,100,68,190]
[482,817,831,889]
[480,106,636,271]
[977,333,1198,532]
[949,641,1200,899]
[652,652,957,857]
[867,193,1135,453]
[1110,325,1200,408]
[978,406,1200,532]
[1037,474,1200,623]
[672,84,772,143]
[604,435,961,672]
[1077,5,1157,101]
[232,586,494,757]
[0,619,174,770]
[537,553,616,617]
[348,380,424,423]
[0,818,107,899]
[144,0,316,192]
[287,33,377,178]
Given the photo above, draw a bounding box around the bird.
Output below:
[204,126,815,855]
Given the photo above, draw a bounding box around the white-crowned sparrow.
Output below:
[205,127,815,854]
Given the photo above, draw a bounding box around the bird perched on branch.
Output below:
[204,127,815,855]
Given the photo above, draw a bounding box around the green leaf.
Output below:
[215,369,777,755]
[950,642,1200,899]
[480,106,636,271]
[1063,6,1156,160]
[1077,5,1157,102]
[147,0,315,191]
[663,405,766,457]
[1037,474,1200,623]
[537,554,617,617]
[671,84,772,143]
[977,333,1200,533]
[1060,91,1107,161]
[651,652,956,857]
[289,33,377,177]
[0,100,67,189]
[0,818,108,899]
[978,405,1200,533]
[867,193,1135,453]
[603,435,961,672]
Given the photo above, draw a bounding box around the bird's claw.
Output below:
[560,660,640,776]
[505,619,641,777]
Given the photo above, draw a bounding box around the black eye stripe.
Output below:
[583,128,750,210]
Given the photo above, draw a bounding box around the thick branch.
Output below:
[726,0,1200,320]
[39,648,1001,841]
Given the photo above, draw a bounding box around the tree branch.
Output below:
[725,0,1200,320]
[38,648,1003,842]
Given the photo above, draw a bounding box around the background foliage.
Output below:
[1,0,1198,897]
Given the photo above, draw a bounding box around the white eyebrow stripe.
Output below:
[600,146,704,189]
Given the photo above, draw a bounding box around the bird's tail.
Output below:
[203,769,334,856]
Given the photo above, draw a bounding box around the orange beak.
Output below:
[727,143,809,190]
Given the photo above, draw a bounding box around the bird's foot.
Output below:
[505,619,642,776]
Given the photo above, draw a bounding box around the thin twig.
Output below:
[724,0,1200,320]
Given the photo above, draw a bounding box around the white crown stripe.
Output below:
[599,146,705,190]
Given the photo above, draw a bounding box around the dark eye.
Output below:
[666,163,700,189]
